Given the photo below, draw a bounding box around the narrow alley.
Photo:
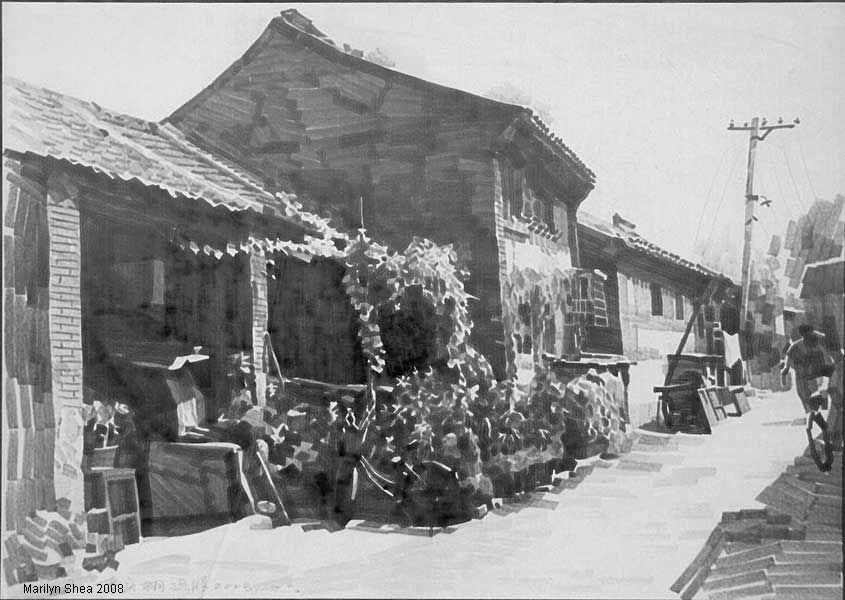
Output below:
[17,389,825,599]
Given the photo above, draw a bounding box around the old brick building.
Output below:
[166,9,597,381]
[578,212,736,361]
[2,77,349,533]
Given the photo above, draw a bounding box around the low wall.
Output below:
[627,359,667,429]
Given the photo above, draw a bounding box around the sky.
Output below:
[3,3,844,279]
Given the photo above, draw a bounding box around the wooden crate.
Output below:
[84,468,141,545]
[730,388,752,416]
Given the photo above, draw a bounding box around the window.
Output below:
[650,283,663,316]
[675,293,684,321]
[543,199,556,233]
[593,279,609,327]
[501,162,524,218]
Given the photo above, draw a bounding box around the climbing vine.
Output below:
[339,230,475,379]
[264,214,630,498]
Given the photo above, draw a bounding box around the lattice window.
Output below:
[543,198,556,233]
[501,162,524,218]
[592,279,609,327]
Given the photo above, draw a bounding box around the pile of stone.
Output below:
[673,449,842,599]
[2,502,85,585]
[561,371,636,459]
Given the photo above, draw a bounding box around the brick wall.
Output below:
[46,184,85,514]
[249,249,268,406]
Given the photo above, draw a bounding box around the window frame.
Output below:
[650,283,663,316]
[592,278,609,328]
[501,162,524,219]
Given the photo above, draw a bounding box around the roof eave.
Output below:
[5,149,323,239]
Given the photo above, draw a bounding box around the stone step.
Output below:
[778,540,843,554]
[713,542,783,569]
[794,469,842,485]
[756,481,815,521]
[768,561,843,575]
[769,585,844,600]
[701,569,768,593]
[707,556,775,579]
[767,571,842,586]
[814,481,842,497]
[804,525,843,541]
[704,580,773,599]
[778,551,843,564]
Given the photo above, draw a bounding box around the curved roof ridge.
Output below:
[167,9,594,185]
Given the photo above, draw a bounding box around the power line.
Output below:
[795,129,819,203]
[756,150,793,226]
[703,140,743,248]
[692,144,730,247]
[769,147,804,219]
[780,142,813,213]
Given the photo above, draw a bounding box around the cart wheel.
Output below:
[660,396,674,428]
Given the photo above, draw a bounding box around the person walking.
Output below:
[781,324,833,412]
[781,324,836,471]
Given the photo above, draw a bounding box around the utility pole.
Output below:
[728,117,800,322]
[727,117,798,359]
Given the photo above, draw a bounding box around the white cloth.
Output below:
[723,333,742,367]
[166,371,203,436]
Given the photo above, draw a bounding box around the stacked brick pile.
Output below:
[2,505,85,585]
[672,450,842,599]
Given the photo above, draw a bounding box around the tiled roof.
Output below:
[525,113,595,182]
[578,210,734,282]
[2,77,337,236]
[271,10,595,183]
[800,257,845,299]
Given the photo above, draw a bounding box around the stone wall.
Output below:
[2,159,58,534]
[492,158,582,389]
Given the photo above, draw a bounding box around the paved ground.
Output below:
[7,390,817,599]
